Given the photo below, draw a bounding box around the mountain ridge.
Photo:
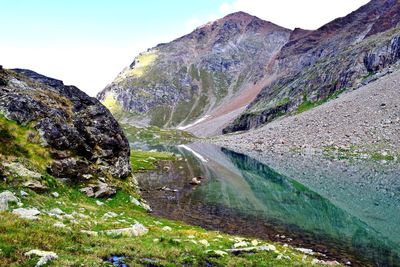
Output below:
[98,0,400,136]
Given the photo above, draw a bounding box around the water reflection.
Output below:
[136,143,400,267]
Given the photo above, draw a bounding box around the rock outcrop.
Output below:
[0,68,131,182]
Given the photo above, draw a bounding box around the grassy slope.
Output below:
[0,115,332,266]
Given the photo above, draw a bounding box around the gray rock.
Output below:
[0,191,19,211]
[104,223,148,237]
[12,208,40,220]
[25,249,58,267]
[23,180,48,192]
[80,182,116,198]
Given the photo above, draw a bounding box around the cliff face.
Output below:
[0,68,131,182]
[223,0,400,133]
[97,12,291,133]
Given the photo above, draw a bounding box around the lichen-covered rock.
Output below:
[0,68,131,181]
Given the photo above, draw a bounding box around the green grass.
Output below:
[123,125,195,146]
[0,114,51,172]
[322,145,398,162]
[296,89,346,114]
[130,150,176,172]
[0,185,330,266]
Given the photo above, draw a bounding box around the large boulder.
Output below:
[0,68,131,181]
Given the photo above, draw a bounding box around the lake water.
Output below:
[135,142,400,267]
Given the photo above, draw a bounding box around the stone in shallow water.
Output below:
[12,208,40,220]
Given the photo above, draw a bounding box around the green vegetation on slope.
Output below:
[123,124,195,146]
[130,150,176,172]
[0,114,51,172]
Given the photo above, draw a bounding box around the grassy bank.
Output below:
[0,185,330,266]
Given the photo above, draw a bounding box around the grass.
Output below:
[296,89,346,114]
[101,94,123,115]
[123,125,195,146]
[322,145,398,162]
[130,52,158,78]
[130,150,176,172]
[0,114,51,172]
[0,185,330,266]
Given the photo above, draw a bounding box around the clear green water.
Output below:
[136,143,400,267]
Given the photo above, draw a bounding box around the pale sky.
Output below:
[0,0,369,96]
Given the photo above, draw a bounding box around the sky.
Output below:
[0,0,369,96]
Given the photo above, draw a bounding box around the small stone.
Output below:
[80,230,98,236]
[12,208,40,220]
[25,249,58,266]
[80,187,94,197]
[20,191,29,197]
[295,247,315,255]
[190,177,201,185]
[102,211,118,219]
[0,191,19,211]
[162,226,172,231]
[51,192,59,198]
[199,239,210,247]
[104,223,148,237]
[23,180,48,193]
[53,222,66,228]
[130,196,141,206]
[213,250,228,257]
[233,241,248,248]
[96,200,104,206]
[48,208,64,215]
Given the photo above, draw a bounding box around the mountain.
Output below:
[224,0,400,132]
[0,67,132,192]
[97,12,291,136]
[98,0,400,136]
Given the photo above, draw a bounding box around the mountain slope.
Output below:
[97,12,291,135]
[224,0,400,133]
